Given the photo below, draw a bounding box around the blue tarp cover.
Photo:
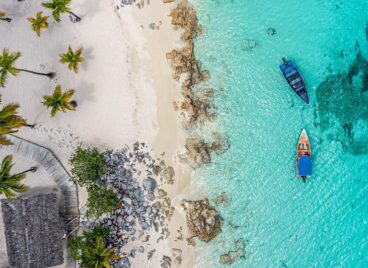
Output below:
[298,155,312,176]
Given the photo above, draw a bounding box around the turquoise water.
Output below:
[191,0,368,267]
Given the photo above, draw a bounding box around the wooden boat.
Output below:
[280,58,309,104]
[296,129,312,181]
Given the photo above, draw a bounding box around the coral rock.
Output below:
[182,199,221,242]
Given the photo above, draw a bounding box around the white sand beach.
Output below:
[0,0,193,267]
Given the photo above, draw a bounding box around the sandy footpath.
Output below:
[0,0,193,267]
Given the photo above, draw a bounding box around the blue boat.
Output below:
[280,58,309,104]
[296,129,312,182]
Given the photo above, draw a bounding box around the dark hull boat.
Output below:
[280,58,309,104]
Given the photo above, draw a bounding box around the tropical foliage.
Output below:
[42,0,81,22]
[27,12,49,37]
[42,85,76,117]
[0,48,55,87]
[0,155,28,199]
[68,226,119,268]
[0,98,27,145]
[86,185,120,217]
[0,49,20,87]
[69,147,108,187]
[60,46,84,73]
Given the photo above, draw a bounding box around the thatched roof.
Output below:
[1,193,64,267]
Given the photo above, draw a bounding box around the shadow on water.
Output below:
[316,46,368,154]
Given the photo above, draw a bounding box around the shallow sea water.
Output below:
[190,0,368,267]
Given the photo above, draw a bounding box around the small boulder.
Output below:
[143,178,157,192]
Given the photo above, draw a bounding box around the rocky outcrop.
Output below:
[182,199,221,244]
[160,166,175,184]
[166,0,213,125]
[168,0,201,42]
[184,134,229,165]
[219,240,246,265]
[167,0,229,165]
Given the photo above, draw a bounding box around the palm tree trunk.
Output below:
[16,68,55,79]
[0,17,11,22]
[23,123,36,129]
[16,166,38,176]
[68,11,81,22]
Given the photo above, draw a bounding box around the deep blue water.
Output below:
[190,0,368,267]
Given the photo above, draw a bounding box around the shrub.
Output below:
[67,226,119,267]
[69,147,107,187]
[86,185,120,217]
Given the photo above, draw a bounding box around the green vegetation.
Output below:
[27,12,49,37]
[69,148,119,216]
[0,98,27,145]
[0,48,55,87]
[69,147,107,187]
[42,85,76,117]
[0,11,11,22]
[68,226,119,268]
[60,46,84,73]
[86,185,120,217]
[42,0,81,22]
[0,155,29,199]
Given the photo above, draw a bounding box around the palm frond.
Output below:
[0,49,21,87]
[43,85,76,117]
[0,155,28,199]
[28,12,49,37]
[59,46,84,73]
[41,0,72,22]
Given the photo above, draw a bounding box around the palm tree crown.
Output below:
[60,46,84,73]
[85,236,119,268]
[0,48,55,87]
[0,155,28,199]
[0,49,20,87]
[0,99,27,145]
[42,0,80,22]
[43,85,76,117]
[27,11,49,37]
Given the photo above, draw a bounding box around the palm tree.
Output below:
[0,48,55,87]
[42,0,81,22]
[60,46,84,73]
[0,155,37,199]
[0,11,11,23]
[84,236,119,268]
[43,85,77,117]
[27,12,49,37]
[0,99,29,145]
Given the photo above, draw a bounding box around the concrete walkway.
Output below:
[0,135,79,225]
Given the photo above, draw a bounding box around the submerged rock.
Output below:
[241,39,257,51]
[215,192,229,206]
[219,240,246,265]
[182,199,221,243]
[267,27,277,36]
[185,134,229,165]
[185,138,211,164]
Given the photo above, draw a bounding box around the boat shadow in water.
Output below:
[316,48,368,154]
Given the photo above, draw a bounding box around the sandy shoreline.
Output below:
[0,0,195,267]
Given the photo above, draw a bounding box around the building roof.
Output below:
[1,193,64,267]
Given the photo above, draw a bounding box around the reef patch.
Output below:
[316,48,368,154]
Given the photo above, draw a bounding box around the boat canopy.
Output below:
[298,155,312,176]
